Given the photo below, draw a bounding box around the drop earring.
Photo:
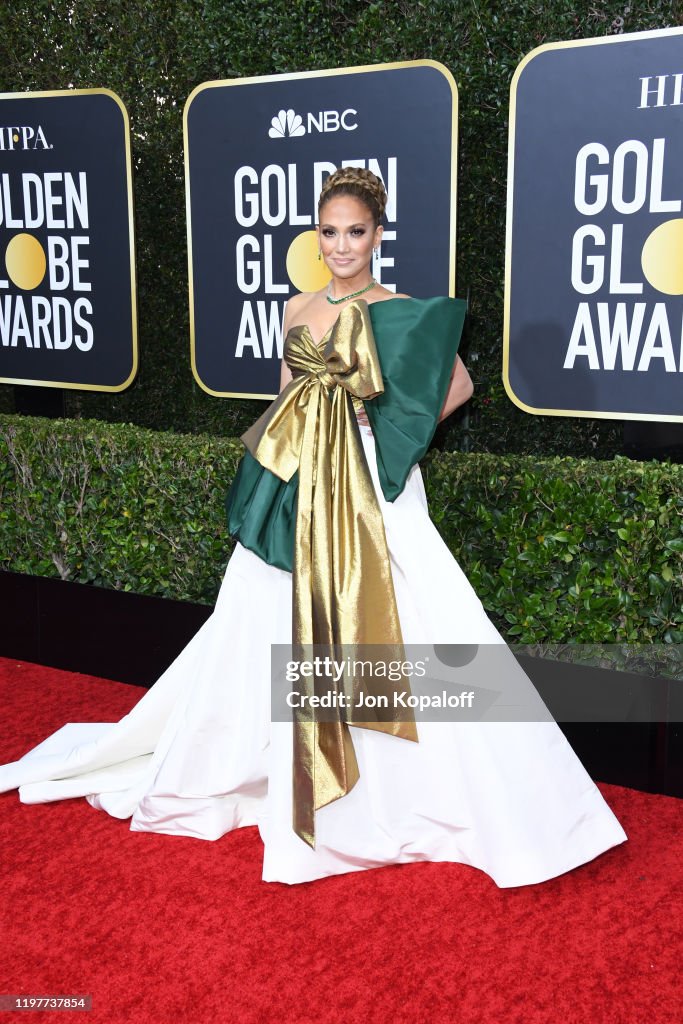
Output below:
[317,249,322,261]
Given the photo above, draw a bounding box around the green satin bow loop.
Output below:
[241,300,417,848]
[365,297,468,499]
[223,451,298,573]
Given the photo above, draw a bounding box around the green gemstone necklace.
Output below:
[326,278,377,305]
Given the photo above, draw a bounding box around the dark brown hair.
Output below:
[318,166,388,227]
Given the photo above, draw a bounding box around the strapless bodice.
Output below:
[283,321,370,423]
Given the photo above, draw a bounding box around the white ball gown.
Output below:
[0,296,627,884]
[0,418,627,886]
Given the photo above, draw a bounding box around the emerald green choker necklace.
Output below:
[326,278,377,305]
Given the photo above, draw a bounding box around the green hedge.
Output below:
[0,414,240,606]
[1,414,681,644]
[1,1,679,456]
[423,448,683,643]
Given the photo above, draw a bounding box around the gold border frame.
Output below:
[183,59,458,399]
[504,25,683,423]
[0,87,138,393]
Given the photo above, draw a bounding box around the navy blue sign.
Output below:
[505,28,683,422]
[185,61,457,398]
[0,90,137,391]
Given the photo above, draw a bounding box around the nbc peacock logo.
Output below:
[268,109,306,139]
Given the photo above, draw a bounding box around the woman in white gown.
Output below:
[0,167,627,886]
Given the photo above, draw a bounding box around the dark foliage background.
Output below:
[2,1,681,455]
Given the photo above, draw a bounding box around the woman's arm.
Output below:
[279,296,300,394]
[438,355,473,422]
[279,356,294,393]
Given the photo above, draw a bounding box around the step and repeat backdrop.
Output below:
[184,60,457,398]
[0,89,137,392]
[2,28,681,422]
[505,26,683,422]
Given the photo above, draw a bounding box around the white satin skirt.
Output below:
[0,426,627,886]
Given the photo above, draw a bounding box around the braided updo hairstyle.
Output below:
[317,166,388,228]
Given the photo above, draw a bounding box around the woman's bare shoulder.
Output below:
[286,291,314,312]
[284,291,320,333]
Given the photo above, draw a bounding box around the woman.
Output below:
[0,168,627,886]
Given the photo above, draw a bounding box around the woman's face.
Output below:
[317,195,383,281]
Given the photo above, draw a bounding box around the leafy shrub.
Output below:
[2,413,680,644]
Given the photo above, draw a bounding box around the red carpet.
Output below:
[0,657,680,1023]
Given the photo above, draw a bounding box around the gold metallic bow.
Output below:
[241,300,418,847]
